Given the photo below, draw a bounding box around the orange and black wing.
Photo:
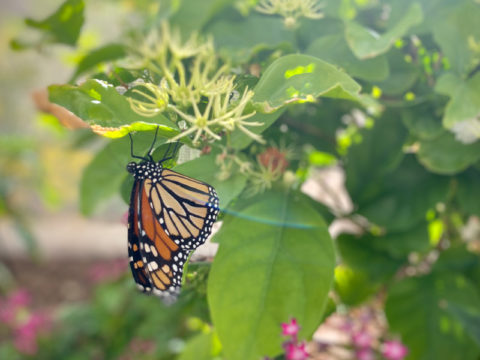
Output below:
[129,180,192,301]
[127,181,152,294]
[145,169,219,250]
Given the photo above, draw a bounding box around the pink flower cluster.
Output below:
[350,326,408,360]
[88,258,128,283]
[281,318,309,360]
[268,312,409,360]
[0,289,51,355]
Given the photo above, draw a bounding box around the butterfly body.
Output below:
[127,159,219,302]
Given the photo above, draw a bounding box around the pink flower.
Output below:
[382,340,408,360]
[9,289,31,308]
[284,341,309,360]
[352,330,373,348]
[88,259,128,283]
[13,312,51,355]
[0,289,31,325]
[282,318,300,337]
[355,348,376,360]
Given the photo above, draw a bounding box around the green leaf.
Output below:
[207,15,295,63]
[345,113,407,205]
[169,0,232,34]
[402,105,444,140]
[252,54,373,112]
[80,131,161,215]
[306,34,389,81]
[173,153,247,210]
[369,223,431,258]
[372,48,419,95]
[178,331,221,360]
[386,273,480,360]
[235,54,380,149]
[432,1,480,75]
[337,233,404,283]
[297,18,344,50]
[447,302,480,347]
[358,156,450,232]
[208,190,335,360]
[435,73,480,134]
[23,0,84,46]
[345,3,423,59]
[334,265,377,306]
[71,44,127,81]
[457,168,480,216]
[48,79,178,138]
[433,245,480,287]
[416,131,480,175]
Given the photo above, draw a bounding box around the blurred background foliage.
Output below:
[1,0,480,359]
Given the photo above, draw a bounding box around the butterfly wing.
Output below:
[127,181,153,293]
[130,179,192,301]
[145,169,219,250]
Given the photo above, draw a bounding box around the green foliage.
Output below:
[49,80,178,138]
[345,2,423,59]
[13,0,480,359]
[385,274,480,360]
[208,190,334,360]
[11,0,84,49]
[71,44,127,82]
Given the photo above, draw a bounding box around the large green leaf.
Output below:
[208,190,334,360]
[447,303,480,348]
[253,54,370,111]
[169,0,233,34]
[358,156,450,232]
[433,245,480,289]
[435,73,480,137]
[306,34,389,81]
[432,1,480,75]
[416,131,480,175]
[345,113,407,205]
[386,274,480,360]
[49,79,179,138]
[14,0,84,48]
[345,3,423,59]
[231,54,377,149]
[373,48,419,96]
[207,15,295,63]
[368,223,431,258]
[402,104,444,140]
[337,233,404,283]
[173,153,247,210]
[457,168,480,217]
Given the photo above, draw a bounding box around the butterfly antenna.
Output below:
[172,141,181,158]
[147,126,159,162]
[160,141,181,164]
[129,132,147,161]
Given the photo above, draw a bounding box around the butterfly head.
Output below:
[127,161,163,180]
[126,162,137,174]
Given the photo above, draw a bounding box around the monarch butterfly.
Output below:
[126,128,219,302]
